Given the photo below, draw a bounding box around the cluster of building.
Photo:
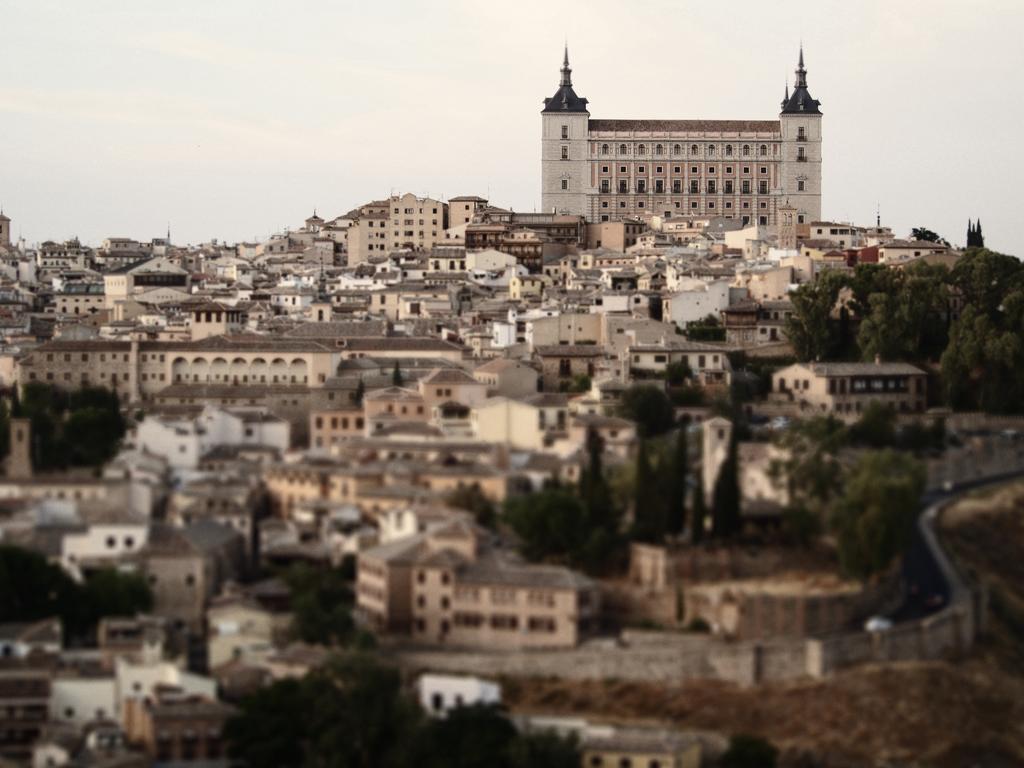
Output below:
[0,44,977,767]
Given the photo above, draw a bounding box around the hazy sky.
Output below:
[1,0,1022,255]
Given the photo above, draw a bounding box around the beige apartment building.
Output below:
[447,195,489,230]
[772,360,928,418]
[542,47,822,227]
[357,519,599,649]
[346,194,449,265]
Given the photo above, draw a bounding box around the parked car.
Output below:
[864,616,893,633]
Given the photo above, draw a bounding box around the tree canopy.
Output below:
[831,450,926,580]
[0,545,152,642]
[781,248,1024,414]
[10,383,126,470]
[618,385,675,439]
[225,655,579,768]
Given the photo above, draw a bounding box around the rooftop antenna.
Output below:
[876,203,880,228]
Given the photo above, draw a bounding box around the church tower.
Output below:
[541,46,591,217]
[779,47,823,225]
[0,210,10,248]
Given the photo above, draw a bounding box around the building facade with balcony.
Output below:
[541,47,822,228]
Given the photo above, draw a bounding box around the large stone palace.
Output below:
[541,47,822,227]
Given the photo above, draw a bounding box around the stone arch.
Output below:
[270,358,288,384]
[250,357,268,383]
[172,357,189,383]
[210,357,228,382]
[289,357,308,384]
[190,357,209,383]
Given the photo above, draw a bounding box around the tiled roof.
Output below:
[589,119,780,133]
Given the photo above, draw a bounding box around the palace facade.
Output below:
[541,47,822,227]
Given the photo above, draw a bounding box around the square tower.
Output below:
[779,48,823,224]
[541,47,591,217]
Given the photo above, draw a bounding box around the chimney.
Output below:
[7,418,32,479]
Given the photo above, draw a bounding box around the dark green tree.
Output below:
[771,416,848,517]
[353,378,366,405]
[0,396,9,459]
[721,734,779,768]
[504,488,588,564]
[618,385,674,439]
[848,402,897,448]
[664,427,688,536]
[785,271,847,362]
[690,471,707,544]
[283,563,362,646]
[82,569,153,625]
[0,545,151,642]
[225,654,420,768]
[856,262,949,363]
[392,361,404,387]
[630,438,664,543]
[410,705,518,768]
[710,431,741,539]
[831,450,925,580]
[911,226,948,245]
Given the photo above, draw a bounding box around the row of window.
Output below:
[600,180,771,194]
[593,142,777,157]
[451,613,558,632]
[596,197,772,214]
[314,415,365,430]
[599,164,769,175]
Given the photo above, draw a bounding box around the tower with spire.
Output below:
[539,44,823,225]
[0,208,9,249]
[540,45,591,216]
[779,46,823,224]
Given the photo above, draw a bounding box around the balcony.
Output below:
[796,156,808,163]
[796,135,807,142]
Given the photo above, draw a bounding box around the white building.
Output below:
[661,278,731,328]
[133,406,290,470]
[417,674,501,717]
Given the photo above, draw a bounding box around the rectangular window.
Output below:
[560,179,568,190]
[561,125,568,139]
[561,146,568,160]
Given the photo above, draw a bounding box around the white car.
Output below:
[864,616,893,633]
[769,416,790,431]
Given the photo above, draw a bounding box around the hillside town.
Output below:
[2,34,1024,768]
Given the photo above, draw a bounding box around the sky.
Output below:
[1,0,1022,255]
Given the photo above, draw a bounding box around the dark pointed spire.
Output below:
[795,45,808,89]
[781,46,820,115]
[781,81,789,111]
[543,44,588,114]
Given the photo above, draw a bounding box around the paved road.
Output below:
[892,471,1024,623]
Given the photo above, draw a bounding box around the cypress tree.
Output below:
[665,426,688,536]
[353,378,365,405]
[691,470,707,544]
[631,438,662,543]
[711,431,741,539]
[391,362,403,387]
